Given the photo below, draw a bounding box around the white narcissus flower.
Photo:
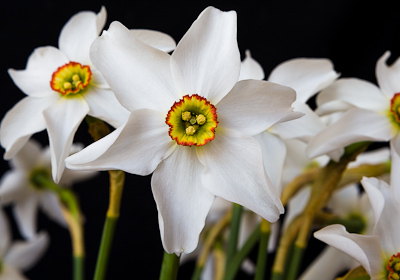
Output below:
[0,139,97,240]
[0,208,48,280]
[65,7,300,255]
[307,52,400,175]
[1,7,176,183]
[314,160,400,280]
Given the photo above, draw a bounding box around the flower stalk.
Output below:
[159,251,180,280]
[254,219,271,280]
[225,203,243,270]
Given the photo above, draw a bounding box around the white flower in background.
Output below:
[307,52,400,200]
[66,7,300,255]
[0,208,48,280]
[314,168,400,279]
[0,139,96,240]
[0,6,176,183]
[238,50,338,191]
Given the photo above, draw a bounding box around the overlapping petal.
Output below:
[4,232,49,271]
[376,51,400,98]
[197,127,283,222]
[66,109,176,175]
[8,47,69,98]
[13,195,39,240]
[83,87,130,128]
[170,7,240,104]
[0,171,28,205]
[0,208,10,256]
[1,95,59,159]
[152,146,214,254]
[391,136,400,203]
[43,97,89,183]
[238,50,265,81]
[130,29,176,53]
[90,21,177,113]
[306,108,393,159]
[314,224,382,277]
[316,78,388,115]
[39,192,67,228]
[9,140,41,171]
[217,80,297,136]
[268,58,339,104]
[0,265,28,280]
[59,7,107,64]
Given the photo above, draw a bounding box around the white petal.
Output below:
[271,103,326,142]
[0,171,32,207]
[217,80,297,136]
[10,139,41,171]
[299,246,359,280]
[43,97,89,183]
[0,208,11,256]
[306,108,393,159]
[90,21,177,113]
[376,51,400,98]
[5,231,49,271]
[0,265,28,280]
[90,66,109,89]
[197,127,283,222]
[268,58,339,104]
[362,177,400,254]
[13,195,39,240]
[59,7,107,64]
[390,136,400,203]
[152,146,214,254]
[283,187,311,231]
[130,29,176,53]
[39,192,67,227]
[83,87,130,128]
[8,47,69,98]
[316,78,388,114]
[348,147,390,169]
[1,95,59,159]
[254,131,286,193]
[170,7,240,104]
[238,50,265,81]
[66,109,176,175]
[314,224,382,277]
[327,184,360,217]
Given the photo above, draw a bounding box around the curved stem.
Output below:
[159,251,180,280]
[225,203,243,270]
[94,170,125,280]
[254,219,270,280]
[32,174,84,280]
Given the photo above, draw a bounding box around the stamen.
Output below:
[182,111,192,121]
[186,126,196,135]
[196,114,206,125]
[189,118,197,125]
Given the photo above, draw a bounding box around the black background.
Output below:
[1,1,400,279]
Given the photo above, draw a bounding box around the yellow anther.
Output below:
[392,273,400,280]
[196,114,206,125]
[63,82,72,89]
[72,74,81,81]
[182,111,192,121]
[186,126,196,135]
[395,263,400,271]
[74,81,82,88]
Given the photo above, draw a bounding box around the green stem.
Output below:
[270,272,284,280]
[32,173,84,280]
[94,170,125,280]
[226,203,243,269]
[224,223,261,280]
[74,256,85,280]
[159,251,180,280]
[286,245,305,280]
[93,216,118,280]
[254,220,270,280]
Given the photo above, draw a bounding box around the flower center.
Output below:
[50,62,91,95]
[166,94,218,146]
[387,253,400,280]
[389,93,400,128]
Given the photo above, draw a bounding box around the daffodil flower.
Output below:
[307,51,400,164]
[66,7,300,255]
[0,139,96,240]
[0,208,48,280]
[1,7,176,183]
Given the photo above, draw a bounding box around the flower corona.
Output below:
[50,62,92,95]
[166,94,218,146]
